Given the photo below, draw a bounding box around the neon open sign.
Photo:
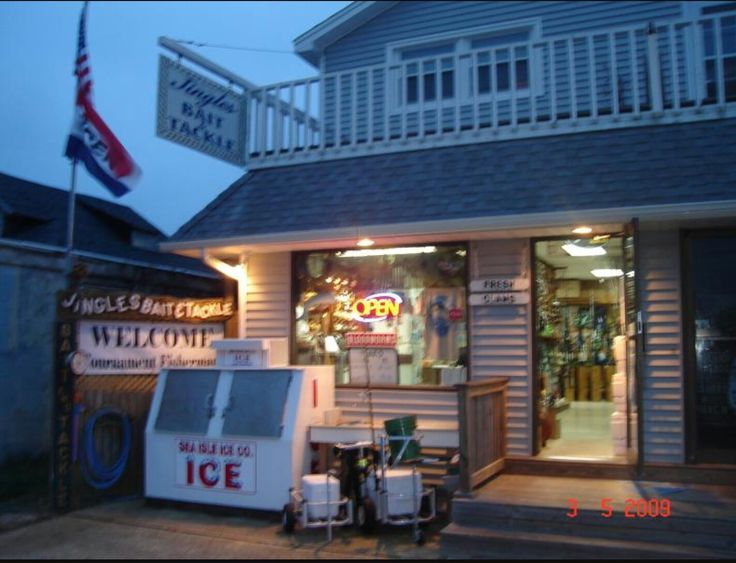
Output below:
[351,292,403,323]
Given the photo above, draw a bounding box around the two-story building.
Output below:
[162,1,736,482]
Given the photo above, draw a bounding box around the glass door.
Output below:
[622,219,641,466]
[684,231,736,464]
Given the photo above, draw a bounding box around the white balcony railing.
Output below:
[246,13,736,168]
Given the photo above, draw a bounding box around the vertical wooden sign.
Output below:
[51,320,76,512]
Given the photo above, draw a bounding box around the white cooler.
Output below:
[383,468,422,516]
[302,474,340,519]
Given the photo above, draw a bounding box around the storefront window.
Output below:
[686,233,736,464]
[293,244,468,386]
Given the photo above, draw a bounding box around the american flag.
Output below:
[65,1,141,197]
[74,2,92,102]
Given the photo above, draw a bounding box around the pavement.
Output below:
[0,496,448,559]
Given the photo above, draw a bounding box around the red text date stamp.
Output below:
[566,498,672,518]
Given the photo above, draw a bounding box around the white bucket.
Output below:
[612,373,627,413]
[611,411,627,455]
[630,412,638,448]
[613,335,626,363]
[384,468,422,516]
[302,474,340,519]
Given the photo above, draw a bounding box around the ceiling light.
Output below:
[591,268,624,278]
[561,243,607,257]
[356,238,375,247]
[338,246,437,258]
[572,226,593,234]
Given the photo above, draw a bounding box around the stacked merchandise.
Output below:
[611,335,627,455]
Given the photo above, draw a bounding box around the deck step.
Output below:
[446,475,736,556]
[396,447,458,489]
[420,447,456,458]
[449,506,735,551]
[450,498,736,545]
[440,522,733,559]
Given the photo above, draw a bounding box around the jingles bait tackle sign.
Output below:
[156,55,247,166]
[58,291,234,375]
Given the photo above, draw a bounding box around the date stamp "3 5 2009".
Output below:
[567,498,672,518]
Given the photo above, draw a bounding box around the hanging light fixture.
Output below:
[572,226,593,234]
[561,240,607,257]
[590,268,624,278]
[337,246,437,258]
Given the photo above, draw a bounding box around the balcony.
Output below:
[245,13,736,169]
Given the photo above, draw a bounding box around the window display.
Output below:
[293,244,467,386]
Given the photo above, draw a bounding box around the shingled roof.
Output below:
[172,119,736,244]
[0,172,216,276]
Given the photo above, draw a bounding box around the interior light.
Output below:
[561,243,607,257]
[356,238,375,247]
[572,226,593,234]
[338,246,437,258]
[591,268,624,278]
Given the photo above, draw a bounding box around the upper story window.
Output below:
[685,1,736,101]
[388,20,542,110]
[702,3,736,100]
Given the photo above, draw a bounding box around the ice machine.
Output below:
[145,339,334,511]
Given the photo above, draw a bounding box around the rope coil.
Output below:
[80,407,131,490]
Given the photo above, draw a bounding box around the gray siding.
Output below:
[324,1,682,73]
[335,387,458,426]
[639,227,685,464]
[245,253,291,339]
[470,239,532,457]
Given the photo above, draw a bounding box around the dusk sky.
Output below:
[0,1,350,235]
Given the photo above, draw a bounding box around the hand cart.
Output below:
[363,432,437,545]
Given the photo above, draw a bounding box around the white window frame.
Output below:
[682,1,736,101]
[385,19,544,112]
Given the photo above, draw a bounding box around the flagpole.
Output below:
[64,158,78,287]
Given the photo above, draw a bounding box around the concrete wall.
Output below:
[0,252,65,464]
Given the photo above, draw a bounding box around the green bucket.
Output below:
[384,415,421,461]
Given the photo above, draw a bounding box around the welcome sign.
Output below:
[76,321,225,375]
[156,55,247,165]
[58,290,234,375]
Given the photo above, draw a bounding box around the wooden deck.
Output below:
[441,474,736,559]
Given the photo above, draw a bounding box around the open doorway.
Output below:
[533,235,628,462]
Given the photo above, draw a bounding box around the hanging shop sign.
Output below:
[156,55,247,166]
[59,291,234,323]
[469,277,530,293]
[345,332,397,348]
[351,292,403,323]
[176,438,256,495]
[76,321,224,375]
[468,292,530,306]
